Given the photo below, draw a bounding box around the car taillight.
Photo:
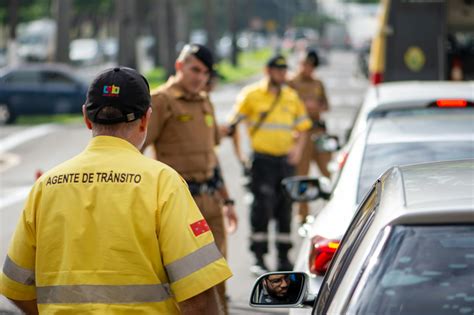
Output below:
[370,72,383,85]
[308,236,340,276]
[436,99,467,108]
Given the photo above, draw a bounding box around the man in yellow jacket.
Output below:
[0,67,232,314]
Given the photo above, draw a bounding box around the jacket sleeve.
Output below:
[156,169,232,302]
[1,184,40,300]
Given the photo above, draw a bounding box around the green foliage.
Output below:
[16,114,83,125]
[145,67,167,90]
[217,48,272,83]
[0,0,52,24]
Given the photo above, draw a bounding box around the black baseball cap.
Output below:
[85,67,151,124]
[305,49,319,67]
[266,55,288,69]
[181,43,215,73]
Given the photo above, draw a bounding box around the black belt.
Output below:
[187,180,217,196]
[253,152,288,161]
[312,119,326,129]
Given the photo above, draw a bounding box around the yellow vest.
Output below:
[0,136,232,314]
[230,79,312,156]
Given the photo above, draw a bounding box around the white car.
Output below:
[349,81,474,143]
[69,38,104,66]
[332,81,474,173]
[252,159,474,314]
[290,110,474,314]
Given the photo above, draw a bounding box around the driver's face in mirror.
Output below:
[265,274,291,298]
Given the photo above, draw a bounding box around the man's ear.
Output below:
[140,107,152,131]
[82,105,93,130]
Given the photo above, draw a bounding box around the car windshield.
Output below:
[357,141,474,203]
[348,225,474,315]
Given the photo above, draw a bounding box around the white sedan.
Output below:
[251,159,474,314]
[290,110,474,314]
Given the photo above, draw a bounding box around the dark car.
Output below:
[0,64,89,124]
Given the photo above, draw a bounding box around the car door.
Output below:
[1,69,43,115]
[39,70,84,115]
[313,183,380,314]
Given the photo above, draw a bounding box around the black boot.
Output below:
[277,254,293,271]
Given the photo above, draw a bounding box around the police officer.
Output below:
[225,55,312,273]
[0,67,232,314]
[142,44,237,314]
[287,49,331,225]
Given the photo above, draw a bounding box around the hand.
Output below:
[218,125,231,138]
[287,146,302,166]
[223,204,238,234]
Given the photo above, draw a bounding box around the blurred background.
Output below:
[0,0,379,85]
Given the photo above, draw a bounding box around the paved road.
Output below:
[0,50,367,314]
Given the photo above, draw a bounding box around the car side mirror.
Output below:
[250,272,310,308]
[282,176,331,202]
[312,133,340,152]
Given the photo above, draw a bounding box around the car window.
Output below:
[4,70,41,84]
[42,71,76,85]
[357,141,474,203]
[314,184,379,315]
[347,225,474,315]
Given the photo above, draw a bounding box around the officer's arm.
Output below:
[179,287,220,315]
[319,81,329,111]
[7,298,38,315]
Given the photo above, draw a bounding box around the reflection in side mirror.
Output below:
[312,133,340,152]
[250,272,309,308]
[282,176,331,202]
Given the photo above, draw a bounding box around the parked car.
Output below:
[288,110,474,314]
[69,38,104,66]
[0,64,88,124]
[251,159,474,314]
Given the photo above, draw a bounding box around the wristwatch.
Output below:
[223,199,235,206]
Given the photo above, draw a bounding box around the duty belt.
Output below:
[187,180,217,196]
[312,119,326,130]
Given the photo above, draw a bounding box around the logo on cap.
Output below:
[103,85,120,97]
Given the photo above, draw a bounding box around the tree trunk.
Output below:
[7,0,20,66]
[54,0,71,63]
[229,0,238,66]
[204,0,215,54]
[117,0,137,69]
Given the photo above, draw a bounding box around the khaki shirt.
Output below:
[145,77,219,182]
[288,73,328,121]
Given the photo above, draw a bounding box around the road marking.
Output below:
[0,185,30,210]
[0,124,57,154]
[0,152,20,172]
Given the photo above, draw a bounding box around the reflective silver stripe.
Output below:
[294,115,310,126]
[275,233,292,243]
[37,283,171,304]
[3,255,35,285]
[248,122,293,131]
[165,242,223,283]
[250,233,268,242]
